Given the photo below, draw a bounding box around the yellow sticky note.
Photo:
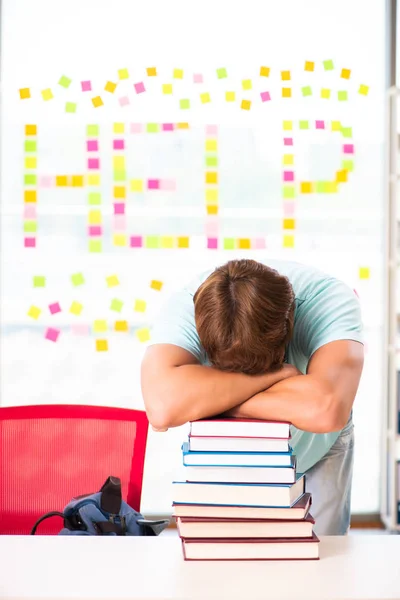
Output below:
[282,88,292,98]
[105,81,117,93]
[147,67,157,76]
[130,179,143,192]
[88,210,102,225]
[70,301,83,316]
[113,122,125,134]
[94,320,107,333]
[300,182,313,193]
[207,205,218,215]
[25,124,37,136]
[150,280,163,291]
[341,68,351,79]
[283,218,295,230]
[113,186,126,199]
[136,328,150,343]
[25,157,37,169]
[283,235,295,248]
[177,122,189,129]
[92,96,104,108]
[160,236,174,248]
[106,275,120,288]
[305,61,314,71]
[113,234,127,247]
[205,139,218,152]
[283,154,294,166]
[359,267,370,279]
[225,91,235,102]
[321,88,331,99]
[359,84,369,96]
[205,189,219,204]
[87,174,101,186]
[242,79,252,90]
[281,71,291,80]
[205,172,218,185]
[331,121,341,131]
[200,92,211,104]
[28,305,41,320]
[335,170,348,183]
[24,190,37,203]
[134,299,147,312]
[260,66,270,77]
[118,68,129,80]
[96,339,108,352]
[177,236,189,248]
[162,84,173,94]
[283,121,293,131]
[115,320,129,332]
[56,176,68,187]
[72,175,84,187]
[113,156,125,169]
[41,88,53,101]
[238,238,251,250]
[241,99,251,110]
[173,68,184,79]
[20,88,31,99]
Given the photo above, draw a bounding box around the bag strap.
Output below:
[94,519,126,536]
[99,476,122,515]
[30,511,67,535]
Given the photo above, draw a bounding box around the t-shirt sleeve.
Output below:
[149,287,205,363]
[293,278,364,363]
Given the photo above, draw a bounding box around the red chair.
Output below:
[0,405,149,535]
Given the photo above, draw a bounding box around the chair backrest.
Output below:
[0,405,149,534]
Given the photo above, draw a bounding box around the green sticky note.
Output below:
[33,276,46,287]
[302,86,312,97]
[24,221,37,233]
[342,159,354,172]
[338,91,348,101]
[114,170,127,182]
[88,192,102,205]
[323,60,334,70]
[299,120,309,130]
[205,156,218,167]
[24,174,37,185]
[316,181,329,193]
[59,75,72,88]
[283,186,295,199]
[217,67,228,79]
[110,298,124,312]
[180,99,190,110]
[87,124,99,136]
[223,238,235,250]
[341,126,352,138]
[66,102,77,113]
[89,239,102,253]
[71,272,85,286]
[145,236,160,249]
[146,123,159,133]
[24,140,37,152]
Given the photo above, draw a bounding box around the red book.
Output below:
[190,418,291,439]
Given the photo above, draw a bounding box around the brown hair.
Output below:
[193,259,295,375]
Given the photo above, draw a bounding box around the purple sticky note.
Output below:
[159,179,176,191]
[284,138,293,146]
[39,175,54,188]
[45,327,60,342]
[24,237,36,248]
[88,226,102,236]
[114,215,127,230]
[148,179,160,190]
[81,80,92,92]
[130,123,143,133]
[283,171,294,182]
[207,237,218,249]
[253,238,266,249]
[49,302,61,314]
[260,91,271,102]
[343,144,354,154]
[87,140,98,152]
[114,202,125,214]
[130,236,143,248]
[134,82,146,94]
[113,139,125,150]
[193,73,203,83]
[24,205,37,219]
[119,96,130,107]
[206,125,218,136]
[162,123,174,131]
[88,158,100,170]
[315,120,325,129]
[71,324,90,336]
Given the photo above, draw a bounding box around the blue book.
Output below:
[182,442,293,467]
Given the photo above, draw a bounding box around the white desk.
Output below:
[0,534,399,600]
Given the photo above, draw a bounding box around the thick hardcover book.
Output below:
[189,435,291,454]
[184,463,296,484]
[190,418,291,439]
[182,442,293,467]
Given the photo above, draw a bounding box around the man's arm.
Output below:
[141,344,299,430]
[224,340,364,433]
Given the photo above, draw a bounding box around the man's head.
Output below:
[193,259,295,375]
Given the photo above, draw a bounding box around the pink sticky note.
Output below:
[49,302,61,314]
[119,96,130,107]
[284,138,293,146]
[260,91,271,102]
[134,82,146,94]
[114,215,127,230]
[207,237,218,249]
[81,80,92,92]
[71,324,90,336]
[205,220,219,236]
[162,123,174,131]
[24,205,36,218]
[87,140,98,152]
[253,238,266,249]
[283,171,294,182]
[130,236,143,247]
[39,175,54,188]
[130,123,143,134]
[343,144,354,154]
[45,327,60,342]
[88,158,100,169]
[193,73,203,83]
[113,139,125,150]
[315,120,325,129]
[24,237,36,248]
[88,226,102,236]
[114,202,125,214]
[206,125,218,136]
[283,201,296,216]
[148,179,160,190]
[159,179,176,191]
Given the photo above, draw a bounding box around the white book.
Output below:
[185,465,296,484]
[182,442,294,467]
[190,418,290,439]
[189,436,291,453]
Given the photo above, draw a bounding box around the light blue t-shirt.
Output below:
[151,260,363,472]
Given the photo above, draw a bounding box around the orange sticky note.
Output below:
[207,205,219,215]
[205,172,218,185]
[238,238,251,249]
[24,190,37,203]
[260,66,270,77]
[341,68,351,79]
[56,176,68,187]
[177,236,189,248]
[281,71,291,80]
[115,320,129,332]
[150,280,163,291]
[147,67,157,76]
[282,88,292,98]
[72,175,84,187]
[305,61,314,71]
[96,339,108,352]
[336,170,348,183]
[25,124,37,136]
[105,81,117,93]
[283,218,295,230]
[300,182,313,193]
[92,96,104,108]
[113,186,126,199]
[19,88,31,99]
[241,100,251,110]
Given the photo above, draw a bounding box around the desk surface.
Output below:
[1,533,399,600]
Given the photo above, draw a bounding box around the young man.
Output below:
[141,259,364,535]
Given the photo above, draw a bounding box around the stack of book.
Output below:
[172,418,319,560]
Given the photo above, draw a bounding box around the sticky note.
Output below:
[315,120,325,129]
[217,68,227,79]
[136,328,150,343]
[55,176,67,187]
[33,276,46,287]
[146,123,159,133]
[59,75,72,88]
[283,154,294,165]
[130,123,143,133]
[24,237,36,248]
[113,234,127,246]
[88,158,100,170]
[25,157,37,169]
[24,140,37,152]
[96,339,108,352]
[92,96,103,108]
[193,73,203,83]
[302,86,312,96]
[341,126,352,139]
[206,125,218,136]
[134,82,146,94]
[336,170,348,183]
[200,92,211,104]
[49,302,61,315]
[177,237,189,248]
[283,171,294,182]
[130,179,143,192]
[110,298,124,312]
[130,236,143,248]
[180,99,190,109]
[148,179,159,190]
[89,225,102,236]
[300,182,313,193]
[88,210,102,225]
[331,121,341,131]
[242,79,252,90]
[225,91,235,102]
[238,238,251,250]
[338,90,348,101]
[284,138,293,146]
[24,206,36,220]
[282,186,295,199]
[87,124,99,136]
[41,88,53,101]
[342,159,354,172]
[134,299,147,312]
[260,91,271,102]
[28,306,41,320]
[113,186,126,199]
[241,99,251,110]
[323,60,334,70]
[105,81,117,93]
[87,140,98,152]
[305,61,314,71]
[173,69,184,79]
[207,238,218,249]
[24,190,37,203]
[24,174,37,185]
[283,235,295,248]
[145,236,159,249]
[25,124,37,136]
[343,144,354,154]
[162,84,173,94]
[23,221,37,233]
[281,71,291,80]
[283,121,293,131]
[106,275,119,287]
[205,172,218,184]
[93,320,107,333]
[283,218,295,230]
[147,67,157,76]
[205,189,218,204]
[260,66,270,77]
[81,80,92,91]
[298,120,309,130]
[89,240,102,253]
[161,236,175,248]
[282,88,292,98]
[222,238,234,250]
[359,84,369,96]
[19,88,31,99]
[150,280,163,291]
[113,156,125,169]
[205,139,218,152]
[88,174,100,185]
[119,96,130,107]
[321,88,331,99]
[115,321,129,332]
[114,170,126,182]
[45,327,60,342]
[71,272,85,286]
[359,267,370,279]
[283,201,295,216]
[205,156,218,167]
[70,301,83,316]
[341,68,351,79]
[65,102,77,113]
[72,175,84,187]
[118,68,129,80]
